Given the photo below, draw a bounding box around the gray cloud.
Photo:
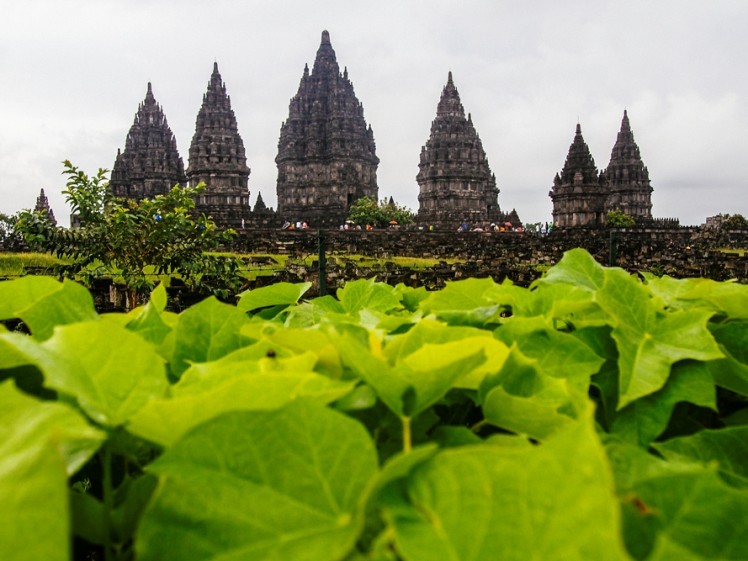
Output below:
[2,0,746,227]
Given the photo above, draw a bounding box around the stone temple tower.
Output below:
[110,83,186,200]
[416,72,501,229]
[603,110,653,219]
[186,63,252,228]
[550,123,605,228]
[275,30,379,227]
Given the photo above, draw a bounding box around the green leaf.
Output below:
[337,278,402,314]
[138,402,378,561]
[338,334,485,418]
[125,286,172,345]
[653,426,748,488]
[169,296,250,377]
[41,321,169,426]
[610,360,716,446]
[599,268,723,408]
[607,438,748,561]
[707,321,748,395]
[494,317,605,385]
[0,381,104,561]
[479,347,588,440]
[536,247,607,292]
[380,407,629,561]
[237,281,312,312]
[0,276,97,340]
[646,275,748,319]
[128,358,354,447]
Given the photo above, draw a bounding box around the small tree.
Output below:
[347,196,414,228]
[17,161,243,309]
[721,213,748,229]
[606,209,635,227]
[0,212,25,251]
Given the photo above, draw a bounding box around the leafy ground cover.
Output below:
[1,248,747,561]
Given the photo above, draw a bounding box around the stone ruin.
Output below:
[550,111,653,228]
[58,31,673,233]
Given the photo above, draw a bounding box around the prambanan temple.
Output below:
[549,112,653,227]
[105,30,654,230]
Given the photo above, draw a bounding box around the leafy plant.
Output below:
[347,196,414,228]
[2,249,748,561]
[606,209,636,227]
[15,161,243,308]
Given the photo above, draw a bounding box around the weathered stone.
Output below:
[551,112,654,228]
[416,73,506,229]
[34,188,56,225]
[603,110,653,219]
[187,62,252,228]
[550,123,605,228]
[110,83,186,200]
[275,30,379,228]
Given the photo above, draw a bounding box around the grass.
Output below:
[717,248,747,257]
[0,251,462,281]
[0,253,67,277]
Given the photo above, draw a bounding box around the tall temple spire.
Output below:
[110,83,186,200]
[34,188,56,225]
[550,122,605,227]
[417,72,505,228]
[186,62,252,228]
[275,30,379,227]
[603,110,653,219]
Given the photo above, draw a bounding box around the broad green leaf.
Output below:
[384,320,510,389]
[599,268,723,408]
[124,285,172,345]
[0,381,104,561]
[535,247,607,292]
[338,334,485,418]
[337,278,402,314]
[395,283,429,312]
[138,402,378,561]
[653,426,748,488]
[610,361,716,446]
[237,281,312,312]
[646,275,748,319]
[606,438,748,561]
[168,296,250,377]
[128,359,354,447]
[480,347,588,440]
[708,321,748,395]
[41,321,169,426]
[380,407,629,561]
[494,316,605,384]
[420,277,500,312]
[0,276,97,340]
[419,277,505,325]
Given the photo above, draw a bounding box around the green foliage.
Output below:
[0,212,25,251]
[2,248,748,560]
[607,209,636,227]
[347,196,414,228]
[720,213,748,229]
[15,161,243,308]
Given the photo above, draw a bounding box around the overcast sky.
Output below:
[2,0,746,227]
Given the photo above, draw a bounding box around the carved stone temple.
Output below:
[109,83,187,200]
[186,63,252,228]
[275,30,379,227]
[603,110,653,220]
[550,111,653,228]
[416,72,505,228]
[34,188,56,225]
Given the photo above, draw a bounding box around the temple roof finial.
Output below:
[321,30,331,45]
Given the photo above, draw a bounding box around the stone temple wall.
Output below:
[229,227,748,290]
